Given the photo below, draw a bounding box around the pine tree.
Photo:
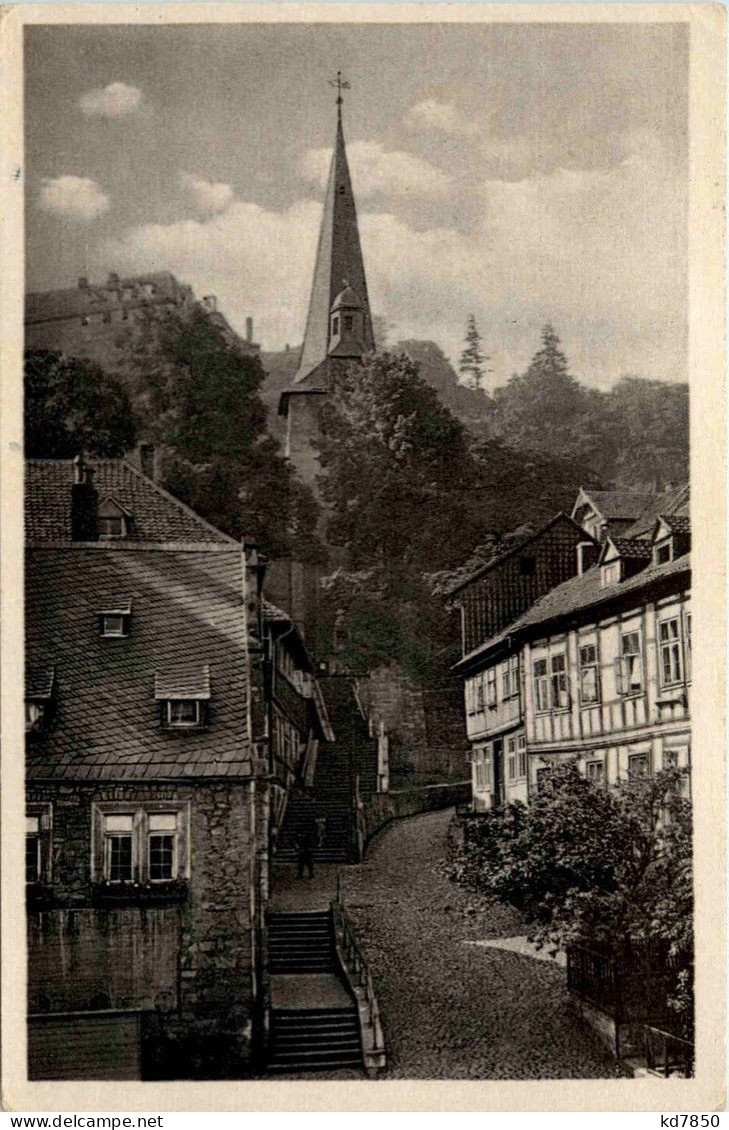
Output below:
[459,314,489,393]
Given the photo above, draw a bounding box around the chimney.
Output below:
[78,276,89,289]
[202,295,217,313]
[246,316,253,343]
[139,443,156,482]
[71,455,98,541]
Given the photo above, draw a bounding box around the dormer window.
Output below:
[98,498,130,539]
[166,700,202,728]
[343,314,353,335]
[654,540,673,565]
[99,602,131,637]
[332,315,339,336]
[25,665,55,733]
[601,561,621,587]
[155,665,210,730]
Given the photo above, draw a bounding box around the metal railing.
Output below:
[331,876,385,1057]
[644,1023,694,1077]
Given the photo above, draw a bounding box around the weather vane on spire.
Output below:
[328,70,350,110]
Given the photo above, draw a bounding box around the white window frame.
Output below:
[586,758,605,784]
[617,630,644,697]
[628,751,650,778]
[533,657,550,713]
[517,733,527,778]
[486,668,497,709]
[579,642,600,705]
[92,801,190,884]
[164,699,203,729]
[26,803,52,884]
[601,562,621,587]
[506,736,517,781]
[659,617,683,687]
[684,611,691,682]
[654,539,673,566]
[25,701,45,733]
[550,652,569,711]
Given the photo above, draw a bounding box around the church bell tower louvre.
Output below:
[278,72,375,491]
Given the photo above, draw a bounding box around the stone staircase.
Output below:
[275,676,379,865]
[266,909,365,1074]
[268,1007,363,1073]
[267,910,336,974]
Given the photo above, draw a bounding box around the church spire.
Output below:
[293,75,375,387]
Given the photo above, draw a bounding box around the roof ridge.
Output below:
[117,457,239,546]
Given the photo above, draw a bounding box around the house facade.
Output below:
[24,456,322,1080]
[449,514,595,810]
[452,489,691,811]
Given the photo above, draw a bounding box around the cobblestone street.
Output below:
[336,808,620,1079]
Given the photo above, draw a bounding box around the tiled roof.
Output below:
[448,513,589,596]
[583,490,657,521]
[455,553,690,670]
[659,514,691,535]
[26,665,55,700]
[625,483,690,537]
[26,459,234,545]
[608,537,654,560]
[263,600,291,624]
[26,546,252,780]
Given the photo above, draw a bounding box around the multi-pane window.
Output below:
[26,816,41,883]
[95,806,187,885]
[148,814,177,881]
[586,759,605,784]
[618,631,643,695]
[502,656,519,701]
[104,814,134,882]
[550,653,568,709]
[486,668,497,709]
[659,618,683,686]
[533,658,550,712]
[602,562,621,587]
[684,613,691,681]
[474,679,484,713]
[166,700,202,728]
[343,315,354,335]
[517,734,527,778]
[506,736,517,781]
[474,749,491,791]
[628,752,649,778]
[579,644,600,704]
[98,515,124,538]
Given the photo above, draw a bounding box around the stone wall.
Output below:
[27,777,267,1078]
[356,663,469,783]
[362,780,471,846]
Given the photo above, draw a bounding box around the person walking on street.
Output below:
[295,832,315,879]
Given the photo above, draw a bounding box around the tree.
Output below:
[316,351,482,575]
[450,762,693,1036]
[459,314,489,393]
[491,324,594,463]
[116,305,324,563]
[24,350,137,458]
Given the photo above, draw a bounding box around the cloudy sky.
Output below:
[25,22,688,388]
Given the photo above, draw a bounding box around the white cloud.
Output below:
[39,175,109,220]
[180,173,235,215]
[405,98,477,137]
[300,140,451,200]
[79,82,142,118]
[98,133,685,387]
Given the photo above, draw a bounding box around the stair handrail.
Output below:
[331,896,385,1056]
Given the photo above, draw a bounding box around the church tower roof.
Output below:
[292,87,375,389]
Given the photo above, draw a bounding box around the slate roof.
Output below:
[625,483,690,538]
[448,513,590,596]
[26,546,252,781]
[607,537,654,560]
[26,459,234,545]
[26,665,55,700]
[455,553,690,671]
[580,490,657,522]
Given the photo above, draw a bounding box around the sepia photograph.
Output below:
[1,3,725,1111]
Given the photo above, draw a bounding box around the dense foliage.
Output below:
[24,350,138,458]
[115,306,324,562]
[450,762,693,1036]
